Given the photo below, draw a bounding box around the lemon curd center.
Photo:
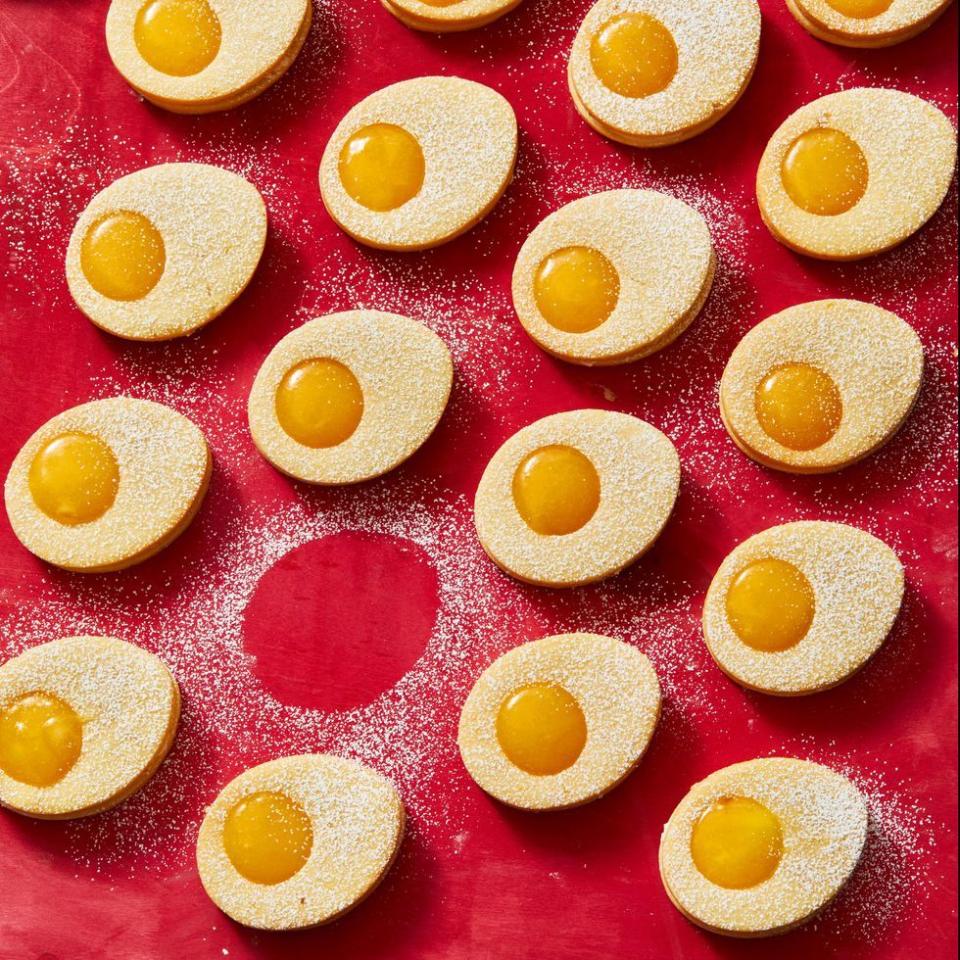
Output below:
[512,445,601,536]
[496,682,588,776]
[134,0,222,77]
[781,128,869,216]
[223,791,314,885]
[825,0,894,17]
[80,211,166,302]
[754,362,843,451]
[275,358,365,449]
[0,692,83,788]
[29,432,120,526]
[338,124,426,212]
[534,246,621,334]
[590,13,679,99]
[726,558,816,652]
[691,795,785,889]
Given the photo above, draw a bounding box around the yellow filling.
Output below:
[590,13,679,99]
[496,683,588,776]
[691,795,784,889]
[80,211,166,302]
[275,358,364,449]
[726,558,816,652]
[755,362,843,452]
[0,692,83,788]
[512,445,601,536]
[223,791,314,885]
[534,246,621,334]
[419,0,465,5]
[781,128,869,216]
[134,0,222,77]
[29,432,120,526]
[338,124,426,212]
[825,0,893,17]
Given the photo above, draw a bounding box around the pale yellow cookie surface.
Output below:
[512,190,715,365]
[382,0,525,32]
[0,636,179,820]
[757,88,956,260]
[659,758,868,937]
[66,163,267,341]
[106,0,312,113]
[474,410,680,587]
[248,311,453,485]
[458,633,661,811]
[702,521,904,695]
[319,76,517,250]
[786,0,954,48]
[196,754,405,931]
[4,397,211,572]
[720,299,923,473]
[568,0,761,147]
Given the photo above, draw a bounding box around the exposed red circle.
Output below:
[242,532,439,711]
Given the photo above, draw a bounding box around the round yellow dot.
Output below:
[275,358,365,449]
[781,128,869,216]
[338,124,426,212]
[755,362,843,452]
[223,791,314,885]
[825,0,893,17]
[29,432,120,526]
[134,0,222,77]
[419,0,465,5]
[512,445,601,536]
[0,692,83,788]
[80,211,166,302]
[534,246,621,334]
[691,795,784,889]
[590,13,679,99]
[726,558,816,652]
[496,683,588,776]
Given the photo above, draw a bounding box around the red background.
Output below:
[0,1,957,958]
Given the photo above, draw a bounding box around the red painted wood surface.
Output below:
[0,2,956,958]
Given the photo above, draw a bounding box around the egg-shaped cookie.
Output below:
[702,521,904,695]
[382,0,525,32]
[105,0,312,113]
[248,311,453,484]
[319,76,518,250]
[786,0,954,48]
[660,758,868,937]
[474,410,680,587]
[66,163,267,341]
[757,88,956,260]
[196,754,405,930]
[0,636,180,819]
[720,300,923,473]
[512,190,715,365]
[4,397,211,572]
[458,633,661,810]
[568,0,761,147]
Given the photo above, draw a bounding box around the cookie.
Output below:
[4,397,211,572]
[319,76,517,250]
[0,636,180,819]
[512,189,715,365]
[105,0,312,113]
[757,87,956,260]
[568,0,761,147]
[720,299,923,473]
[474,410,680,587]
[248,311,453,484]
[458,633,661,810]
[196,754,405,930]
